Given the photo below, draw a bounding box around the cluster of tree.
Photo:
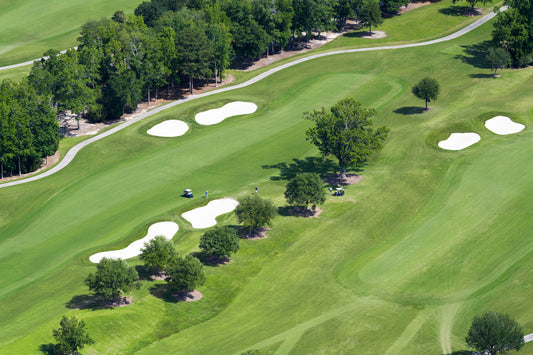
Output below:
[492,0,533,67]
[0,79,60,178]
[465,311,524,354]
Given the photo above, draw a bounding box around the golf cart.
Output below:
[183,188,193,198]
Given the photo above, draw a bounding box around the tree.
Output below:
[284,173,326,210]
[199,226,240,258]
[85,258,139,301]
[412,77,440,110]
[492,7,533,67]
[235,194,277,232]
[52,315,94,355]
[465,311,524,355]
[452,0,489,11]
[305,98,389,177]
[358,0,383,34]
[165,255,205,292]
[486,47,511,75]
[140,236,178,274]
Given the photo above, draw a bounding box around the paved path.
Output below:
[0,48,77,71]
[0,7,507,189]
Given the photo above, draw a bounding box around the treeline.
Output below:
[24,0,405,124]
[492,0,533,67]
[0,80,59,178]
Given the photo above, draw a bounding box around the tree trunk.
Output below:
[340,163,346,179]
[1,160,3,179]
[46,156,48,165]
[214,60,218,88]
[425,99,428,110]
[189,77,193,95]
[77,118,80,130]
[147,87,151,107]
[155,88,158,103]
[18,155,21,176]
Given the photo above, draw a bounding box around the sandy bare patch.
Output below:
[290,206,323,218]
[89,221,179,263]
[241,227,269,240]
[323,173,362,186]
[485,116,525,135]
[399,1,431,13]
[147,120,189,137]
[361,31,387,39]
[195,102,257,125]
[172,290,203,302]
[438,133,481,150]
[182,198,239,229]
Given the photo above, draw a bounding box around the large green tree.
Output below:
[199,226,240,258]
[486,47,511,74]
[412,77,440,110]
[465,311,525,355]
[284,173,326,210]
[140,236,178,274]
[85,258,139,301]
[165,255,205,292]
[235,194,277,232]
[492,5,533,67]
[357,0,383,34]
[305,97,389,177]
[52,315,95,355]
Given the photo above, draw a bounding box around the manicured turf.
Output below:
[0,9,532,355]
[0,0,143,66]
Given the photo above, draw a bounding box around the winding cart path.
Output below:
[0,7,506,189]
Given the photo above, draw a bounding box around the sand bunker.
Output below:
[484,116,525,135]
[89,221,179,263]
[438,133,481,150]
[182,198,239,229]
[147,120,189,137]
[195,102,257,125]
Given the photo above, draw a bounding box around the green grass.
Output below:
[0,0,144,67]
[1,13,533,355]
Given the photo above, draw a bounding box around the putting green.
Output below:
[1,14,532,355]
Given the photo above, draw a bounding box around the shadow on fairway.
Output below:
[394,106,426,115]
[262,157,336,180]
[455,41,491,68]
[469,73,496,78]
[444,351,472,355]
[39,343,58,354]
[190,251,231,266]
[439,5,480,16]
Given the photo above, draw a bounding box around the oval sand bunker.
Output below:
[182,198,239,229]
[485,116,525,135]
[195,102,257,125]
[147,120,189,137]
[438,133,481,150]
[90,221,179,263]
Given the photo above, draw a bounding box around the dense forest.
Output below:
[0,0,531,177]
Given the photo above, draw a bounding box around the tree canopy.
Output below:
[305,97,389,177]
[358,0,383,34]
[486,47,511,74]
[199,225,240,258]
[411,77,440,110]
[235,194,277,231]
[165,255,205,292]
[140,236,178,273]
[284,172,326,209]
[84,258,139,300]
[465,311,525,355]
[52,315,95,355]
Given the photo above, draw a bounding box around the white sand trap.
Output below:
[484,116,525,135]
[147,120,189,137]
[438,133,481,150]
[195,102,257,125]
[89,221,179,263]
[182,198,239,229]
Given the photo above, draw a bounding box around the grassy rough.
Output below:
[0,8,532,355]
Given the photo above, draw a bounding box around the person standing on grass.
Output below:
[255,187,258,193]
[205,190,208,198]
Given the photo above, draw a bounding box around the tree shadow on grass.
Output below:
[469,73,495,78]
[39,343,58,354]
[262,157,337,181]
[65,294,131,310]
[439,5,480,16]
[190,251,230,266]
[149,283,199,303]
[393,106,426,115]
[135,264,153,281]
[443,351,472,355]
[455,40,491,68]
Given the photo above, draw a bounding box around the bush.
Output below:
[165,255,205,292]
[235,195,277,231]
[199,226,239,258]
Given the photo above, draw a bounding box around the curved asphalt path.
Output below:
[0,7,507,189]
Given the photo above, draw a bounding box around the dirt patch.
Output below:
[172,290,203,302]
[398,1,432,13]
[323,173,362,186]
[103,296,132,308]
[151,272,167,281]
[290,206,323,218]
[360,31,387,39]
[240,227,269,240]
